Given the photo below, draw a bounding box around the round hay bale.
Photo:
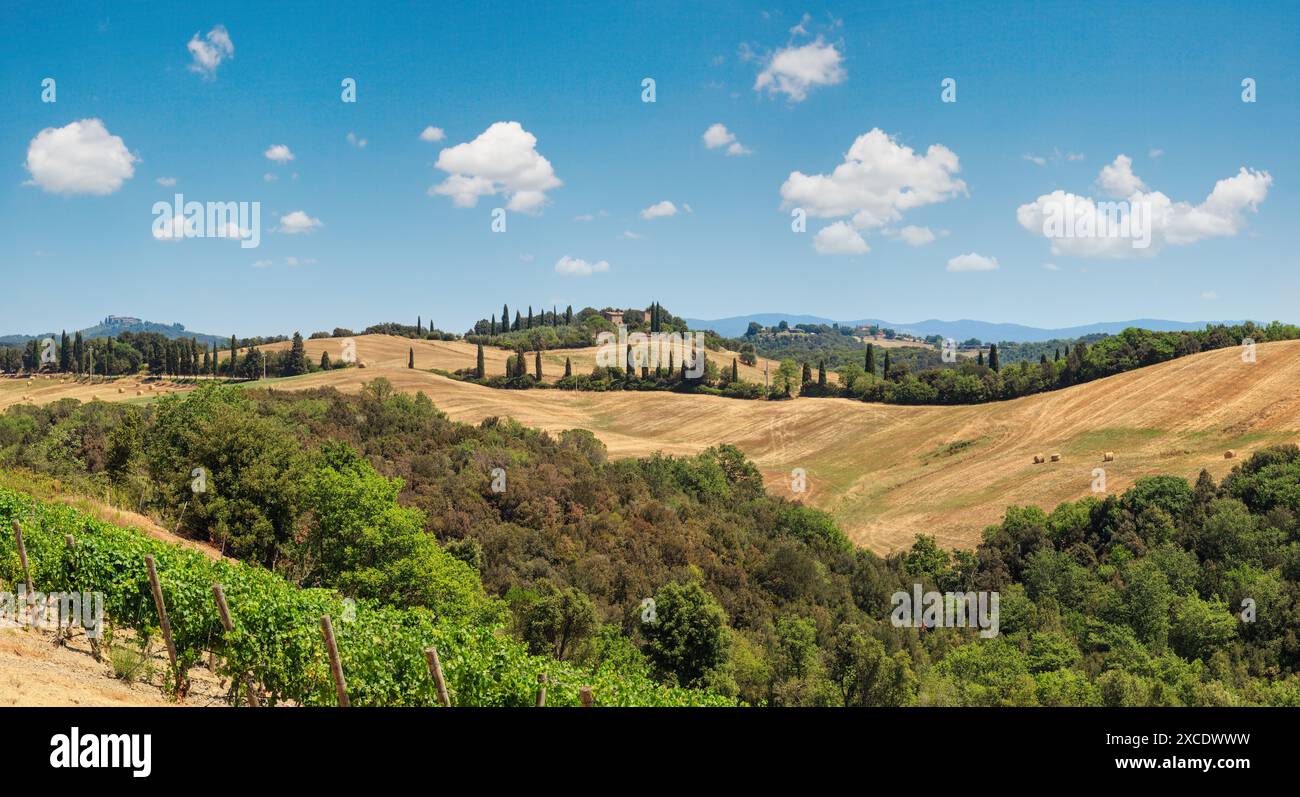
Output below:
[1032,454,1044,464]
[1049,453,1061,462]
[1103,451,1115,462]
[1224,450,1236,459]
[135,390,142,396]
[357,361,368,369]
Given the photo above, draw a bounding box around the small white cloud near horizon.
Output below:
[1023,154,1047,167]
[419,126,446,143]
[252,259,273,268]
[622,230,642,239]
[430,121,561,214]
[574,210,608,222]
[1043,262,1060,271]
[156,176,177,187]
[24,118,137,195]
[278,210,322,234]
[702,123,753,156]
[947,253,999,272]
[1149,148,1164,159]
[640,200,679,220]
[814,221,869,255]
[554,255,610,276]
[754,37,845,102]
[264,144,294,163]
[263,173,277,182]
[187,25,234,78]
[346,132,367,148]
[1201,290,1218,300]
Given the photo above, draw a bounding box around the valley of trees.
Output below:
[2,381,1299,705]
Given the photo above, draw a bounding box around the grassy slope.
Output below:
[7,334,1300,553]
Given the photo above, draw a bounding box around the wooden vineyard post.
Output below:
[320,615,350,707]
[424,646,451,707]
[12,520,33,599]
[60,535,75,644]
[535,673,547,707]
[211,584,261,707]
[144,555,183,697]
[579,685,594,708]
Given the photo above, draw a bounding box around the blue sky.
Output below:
[2,0,1297,337]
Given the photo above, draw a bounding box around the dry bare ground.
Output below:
[7,334,1300,553]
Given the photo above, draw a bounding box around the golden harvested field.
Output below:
[8,334,1300,554]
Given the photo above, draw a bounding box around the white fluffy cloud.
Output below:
[640,200,679,220]
[1016,155,1272,258]
[24,119,137,195]
[419,126,445,143]
[894,225,937,246]
[187,25,234,77]
[430,121,561,214]
[702,123,752,156]
[264,144,294,163]
[754,38,845,102]
[1096,154,1146,197]
[781,129,966,255]
[554,255,609,276]
[156,176,177,187]
[946,253,999,272]
[278,210,322,234]
[813,221,869,255]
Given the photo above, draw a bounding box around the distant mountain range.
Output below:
[684,314,1239,342]
[0,316,226,348]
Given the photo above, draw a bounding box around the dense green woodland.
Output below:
[2,382,1299,705]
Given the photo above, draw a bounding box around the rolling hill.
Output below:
[5,333,1297,554]
[686,314,1229,341]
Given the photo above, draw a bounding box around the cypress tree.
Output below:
[801,362,812,384]
[418,316,422,334]
[73,331,84,374]
[977,350,984,366]
[882,350,891,380]
[513,311,521,331]
[527,306,533,329]
[564,356,572,378]
[59,331,70,372]
[490,314,497,335]
[229,335,238,376]
[476,343,485,378]
[865,343,875,375]
[503,305,510,332]
[989,343,1000,372]
[565,305,573,324]
[289,332,308,376]
[552,305,558,327]
[818,359,826,386]
[731,357,738,382]
[320,351,331,370]
[408,347,415,369]
[535,350,542,379]
[1054,348,1060,362]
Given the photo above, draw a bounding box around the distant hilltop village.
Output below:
[102,315,143,326]
[102,315,185,331]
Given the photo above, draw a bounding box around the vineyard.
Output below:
[0,486,727,707]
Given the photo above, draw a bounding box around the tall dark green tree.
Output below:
[535,350,542,379]
[288,332,309,376]
[73,331,84,374]
[564,356,572,377]
[882,350,891,380]
[988,343,1000,372]
[320,351,332,370]
[476,344,485,378]
[818,359,827,386]
[565,305,573,324]
[731,357,739,382]
[408,347,415,369]
[865,343,875,375]
[229,335,238,376]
